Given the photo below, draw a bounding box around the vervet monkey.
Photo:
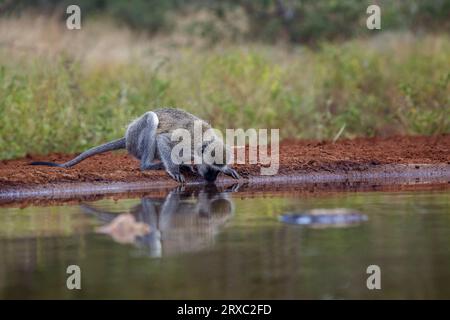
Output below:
[31,108,240,183]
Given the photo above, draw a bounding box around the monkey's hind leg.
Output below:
[144,162,164,170]
[156,134,185,183]
[138,112,160,171]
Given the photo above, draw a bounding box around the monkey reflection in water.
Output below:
[80,185,237,257]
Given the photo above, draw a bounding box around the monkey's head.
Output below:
[197,164,220,182]
[197,139,232,183]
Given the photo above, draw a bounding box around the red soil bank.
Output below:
[0,135,449,189]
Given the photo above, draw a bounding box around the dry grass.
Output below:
[0,15,449,159]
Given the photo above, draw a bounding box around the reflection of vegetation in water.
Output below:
[219,191,450,299]
[0,190,449,299]
[0,206,94,238]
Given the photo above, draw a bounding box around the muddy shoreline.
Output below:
[1,135,449,205]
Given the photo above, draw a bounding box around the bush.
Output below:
[2,0,450,43]
[0,32,448,159]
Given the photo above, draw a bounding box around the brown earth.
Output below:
[1,135,449,190]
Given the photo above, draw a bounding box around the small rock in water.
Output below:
[279,208,367,228]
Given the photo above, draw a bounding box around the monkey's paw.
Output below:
[168,172,186,183]
[223,168,240,180]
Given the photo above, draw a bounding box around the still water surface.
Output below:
[0,186,449,299]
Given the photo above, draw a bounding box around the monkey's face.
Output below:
[197,164,220,183]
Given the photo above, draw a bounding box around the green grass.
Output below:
[0,33,449,160]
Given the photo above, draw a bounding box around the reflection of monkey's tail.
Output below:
[30,138,126,168]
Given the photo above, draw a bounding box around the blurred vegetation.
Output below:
[0,1,449,159]
[0,31,448,159]
[1,0,449,44]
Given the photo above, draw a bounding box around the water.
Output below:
[0,186,449,299]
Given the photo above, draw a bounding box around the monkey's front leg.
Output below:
[156,134,185,183]
[221,167,241,180]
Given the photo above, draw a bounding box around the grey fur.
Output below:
[30,108,240,183]
[152,108,240,183]
[30,138,126,168]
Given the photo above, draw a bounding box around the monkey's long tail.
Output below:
[30,138,126,168]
